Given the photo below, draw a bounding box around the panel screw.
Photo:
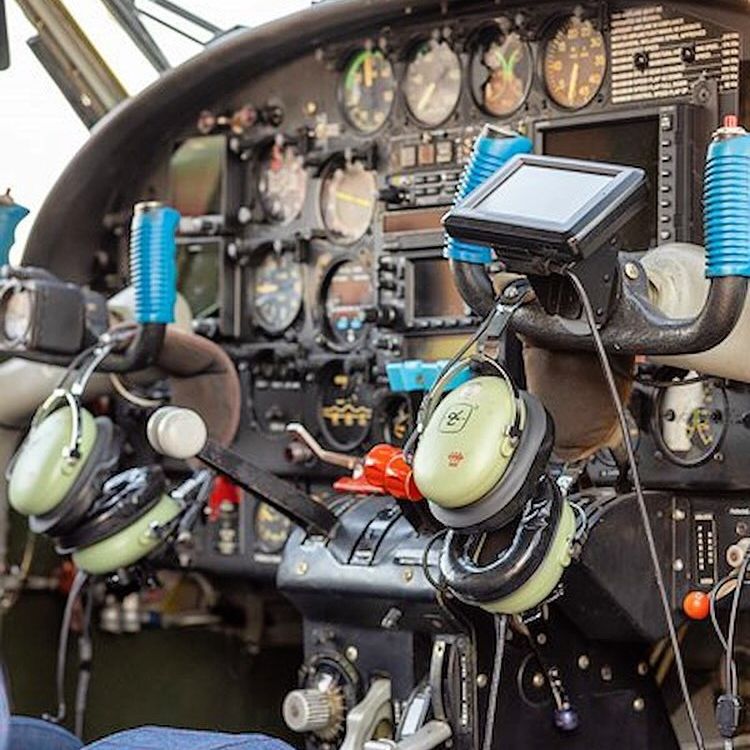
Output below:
[601,665,613,681]
[624,262,639,280]
[672,508,686,521]
[637,662,649,676]
[403,568,414,583]
[532,672,546,689]
[536,633,547,645]
[633,697,645,712]
[296,562,308,576]
[673,558,684,572]
[345,645,358,662]
[577,655,590,670]
[477,674,488,688]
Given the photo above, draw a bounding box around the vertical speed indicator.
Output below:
[543,16,607,110]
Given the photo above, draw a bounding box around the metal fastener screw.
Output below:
[403,568,414,583]
[624,262,639,280]
[536,633,547,645]
[601,665,613,682]
[532,672,546,689]
[345,646,358,662]
[673,558,684,572]
[637,662,649,676]
[633,697,645,712]
[476,674,488,688]
[577,655,590,670]
[296,562,308,576]
[672,508,686,521]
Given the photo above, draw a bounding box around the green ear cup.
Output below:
[8,407,97,516]
[482,501,575,615]
[413,376,523,509]
[72,494,181,575]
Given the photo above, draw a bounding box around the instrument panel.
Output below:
[122,1,746,560]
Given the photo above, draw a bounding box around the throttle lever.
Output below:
[147,407,338,536]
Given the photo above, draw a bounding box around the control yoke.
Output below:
[444,122,750,356]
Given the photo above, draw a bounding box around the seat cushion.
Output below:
[7,716,83,750]
[84,727,295,750]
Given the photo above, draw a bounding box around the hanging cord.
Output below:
[710,572,742,693]
[45,569,89,725]
[74,586,95,738]
[565,269,705,750]
[482,614,508,750]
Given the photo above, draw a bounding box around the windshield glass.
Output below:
[0,0,311,260]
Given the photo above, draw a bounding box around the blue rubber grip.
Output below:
[444,127,532,264]
[704,132,750,278]
[129,202,180,324]
[0,202,29,265]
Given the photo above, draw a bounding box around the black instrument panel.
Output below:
[112,0,747,571]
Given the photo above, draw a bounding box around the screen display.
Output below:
[169,135,226,217]
[543,117,659,250]
[475,163,615,224]
[412,258,467,319]
[177,241,220,318]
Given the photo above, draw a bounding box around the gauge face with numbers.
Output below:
[403,38,462,127]
[543,16,607,110]
[320,161,377,244]
[340,48,396,133]
[254,502,292,554]
[257,142,307,224]
[654,378,728,468]
[470,26,533,117]
[251,247,303,334]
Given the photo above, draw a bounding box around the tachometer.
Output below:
[403,38,462,127]
[257,139,307,224]
[470,26,533,117]
[340,48,396,133]
[543,15,607,110]
[323,259,376,346]
[251,246,303,334]
[653,377,728,468]
[320,161,377,244]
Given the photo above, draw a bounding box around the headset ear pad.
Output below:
[8,407,121,536]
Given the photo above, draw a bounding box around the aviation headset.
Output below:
[410,290,577,614]
[7,343,182,576]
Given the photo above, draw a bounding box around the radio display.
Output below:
[412,257,467,319]
[542,117,659,250]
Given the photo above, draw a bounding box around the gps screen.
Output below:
[475,163,615,224]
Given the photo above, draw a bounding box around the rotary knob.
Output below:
[283,689,336,733]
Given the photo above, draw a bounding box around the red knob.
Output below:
[682,590,710,621]
[363,444,423,502]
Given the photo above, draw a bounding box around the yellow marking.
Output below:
[417,81,437,112]
[364,54,373,88]
[334,190,372,208]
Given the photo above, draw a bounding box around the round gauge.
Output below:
[2,289,32,342]
[543,15,607,110]
[470,27,533,117]
[251,247,303,334]
[320,161,377,244]
[340,48,396,133]
[254,502,292,554]
[318,362,373,451]
[381,395,414,448]
[403,38,462,127]
[653,378,729,468]
[323,259,376,346]
[257,141,307,224]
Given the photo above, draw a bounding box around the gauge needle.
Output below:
[568,62,579,104]
[364,55,373,88]
[417,81,437,112]
[335,190,371,208]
